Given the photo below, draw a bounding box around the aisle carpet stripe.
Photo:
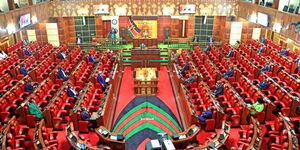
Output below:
[114,107,181,133]
[122,119,174,137]
[112,101,182,132]
[112,96,182,131]
[118,112,177,134]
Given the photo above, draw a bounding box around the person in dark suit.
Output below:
[67,85,79,98]
[226,50,234,58]
[261,62,271,73]
[294,56,300,73]
[24,48,32,56]
[224,66,234,79]
[296,105,300,115]
[180,62,190,76]
[214,81,224,97]
[25,80,35,93]
[278,48,289,56]
[97,71,108,89]
[20,64,28,76]
[198,107,213,125]
[57,67,68,81]
[258,78,269,90]
[80,107,97,129]
[183,73,196,84]
[257,45,265,54]
[204,44,212,52]
[57,50,66,60]
[89,54,98,64]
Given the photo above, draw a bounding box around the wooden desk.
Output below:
[134,68,158,95]
[281,114,299,150]
[246,117,262,150]
[66,123,101,150]
[196,121,231,149]
[171,125,200,149]
[33,120,48,150]
[95,126,125,150]
[131,49,161,69]
[132,38,158,48]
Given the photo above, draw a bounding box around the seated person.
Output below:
[233,41,240,49]
[67,85,79,98]
[204,44,212,52]
[24,48,32,56]
[261,37,267,45]
[57,67,68,81]
[25,80,35,93]
[207,37,213,44]
[278,48,289,56]
[224,66,234,79]
[20,64,28,76]
[140,43,146,50]
[214,81,224,97]
[0,50,8,60]
[258,78,269,90]
[28,99,43,119]
[97,71,108,88]
[173,52,180,64]
[247,97,265,115]
[294,57,300,73]
[193,36,199,42]
[183,73,196,84]
[226,50,234,58]
[80,107,97,129]
[261,62,271,73]
[23,39,29,46]
[296,105,300,115]
[57,50,66,60]
[198,107,213,125]
[89,54,98,64]
[180,62,190,76]
[257,45,265,54]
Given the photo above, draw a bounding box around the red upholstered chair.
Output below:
[26,115,37,128]
[78,120,89,133]
[255,111,265,123]
[204,119,215,131]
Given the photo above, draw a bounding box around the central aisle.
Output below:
[112,66,183,150]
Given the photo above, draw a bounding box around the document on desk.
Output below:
[110,135,118,140]
[178,134,186,139]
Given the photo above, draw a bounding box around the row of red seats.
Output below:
[35,120,59,150]
[49,57,91,130]
[77,51,118,133]
[221,44,298,117]
[6,41,23,54]
[25,50,82,127]
[5,117,31,150]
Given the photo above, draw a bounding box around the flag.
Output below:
[126,17,141,38]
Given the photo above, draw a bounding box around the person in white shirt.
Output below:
[0,50,8,60]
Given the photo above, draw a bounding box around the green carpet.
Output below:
[112,102,182,132]
[118,112,177,134]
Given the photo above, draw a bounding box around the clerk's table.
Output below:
[134,68,158,95]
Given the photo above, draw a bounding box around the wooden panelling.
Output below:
[0,2,52,39]
[237,1,300,43]
[50,0,238,17]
